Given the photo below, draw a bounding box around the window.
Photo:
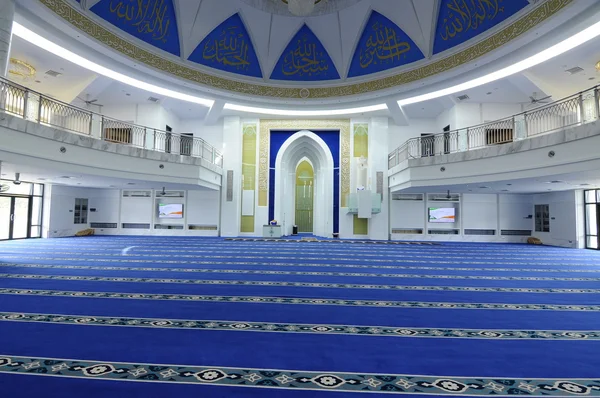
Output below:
[534,204,549,232]
[584,189,599,250]
[74,198,88,224]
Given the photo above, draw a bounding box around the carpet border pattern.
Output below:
[1,312,598,341]
[3,273,600,294]
[2,288,600,311]
[0,355,598,395]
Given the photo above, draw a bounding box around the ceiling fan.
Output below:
[529,92,552,105]
[77,95,104,108]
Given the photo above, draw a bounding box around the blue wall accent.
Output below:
[268,131,340,234]
[348,11,424,78]
[91,0,180,56]
[433,0,529,54]
[270,25,339,81]
[188,13,262,78]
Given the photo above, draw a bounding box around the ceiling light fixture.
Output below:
[12,23,214,108]
[223,103,388,116]
[398,19,600,106]
[285,0,319,16]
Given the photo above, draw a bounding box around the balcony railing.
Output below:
[388,85,600,169]
[0,76,223,166]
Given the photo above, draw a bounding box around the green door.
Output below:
[295,161,314,233]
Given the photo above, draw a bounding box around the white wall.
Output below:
[102,103,181,132]
[388,119,437,150]
[532,190,581,248]
[390,193,543,243]
[45,186,220,237]
[46,185,92,238]
[180,118,224,152]
[482,103,523,122]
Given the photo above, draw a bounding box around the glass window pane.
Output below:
[597,190,600,203]
[33,184,44,196]
[0,197,10,240]
[0,179,32,195]
[587,236,598,249]
[585,190,596,203]
[30,226,41,238]
[31,197,42,226]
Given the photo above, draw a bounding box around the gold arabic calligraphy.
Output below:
[109,0,171,42]
[282,36,329,77]
[440,0,503,41]
[202,27,251,70]
[359,22,410,69]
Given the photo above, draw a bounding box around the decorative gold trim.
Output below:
[38,0,572,99]
[258,120,350,207]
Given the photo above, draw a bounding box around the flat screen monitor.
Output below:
[158,203,183,219]
[428,207,455,223]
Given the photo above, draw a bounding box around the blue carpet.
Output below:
[0,237,599,396]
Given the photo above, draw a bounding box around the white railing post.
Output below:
[594,88,600,121]
[578,93,585,124]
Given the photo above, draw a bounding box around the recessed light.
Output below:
[501,189,509,192]
[546,180,563,184]
[479,186,490,189]
[486,92,492,95]
[37,178,46,181]
[59,176,73,179]
[589,77,596,80]
[547,189,552,191]
[580,183,591,186]
[127,182,135,185]
[506,183,512,186]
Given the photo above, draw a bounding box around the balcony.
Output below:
[0,76,223,167]
[388,86,600,170]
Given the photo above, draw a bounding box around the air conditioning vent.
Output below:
[501,229,532,236]
[122,223,150,229]
[189,225,218,230]
[565,66,584,75]
[45,70,62,77]
[147,97,160,103]
[391,193,424,201]
[90,223,117,229]
[391,228,423,234]
[456,94,469,101]
[464,229,496,235]
[122,190,152,197]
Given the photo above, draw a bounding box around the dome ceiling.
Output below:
[75,0,533,84]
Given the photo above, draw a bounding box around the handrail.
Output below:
[388,84,600,169]
[0,76,223,167]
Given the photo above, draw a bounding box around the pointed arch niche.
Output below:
[274,131,335,238]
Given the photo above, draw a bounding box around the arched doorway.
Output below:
[295,159,314,233]
[274,131,335,238]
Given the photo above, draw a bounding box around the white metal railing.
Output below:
[388,86,600,169]
[0,76,223,166]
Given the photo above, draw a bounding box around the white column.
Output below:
[0,0,15,77]
[369,117,390,241]
[219,116,241,237]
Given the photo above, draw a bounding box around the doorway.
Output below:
[165,125,172,154]
[295,160,314,233]
[585,190,599,249]
[0,196,31,240]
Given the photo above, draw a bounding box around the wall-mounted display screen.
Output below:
[428,207,455,223]
[158,203,183,219]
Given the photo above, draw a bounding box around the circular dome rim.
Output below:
[36,0,570,100]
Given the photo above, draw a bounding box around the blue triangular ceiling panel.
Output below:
[348,11,424,78]
[188,13,262,78]
[91,0,181,56]
[433,0,529,54]
[270,25,339,81]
